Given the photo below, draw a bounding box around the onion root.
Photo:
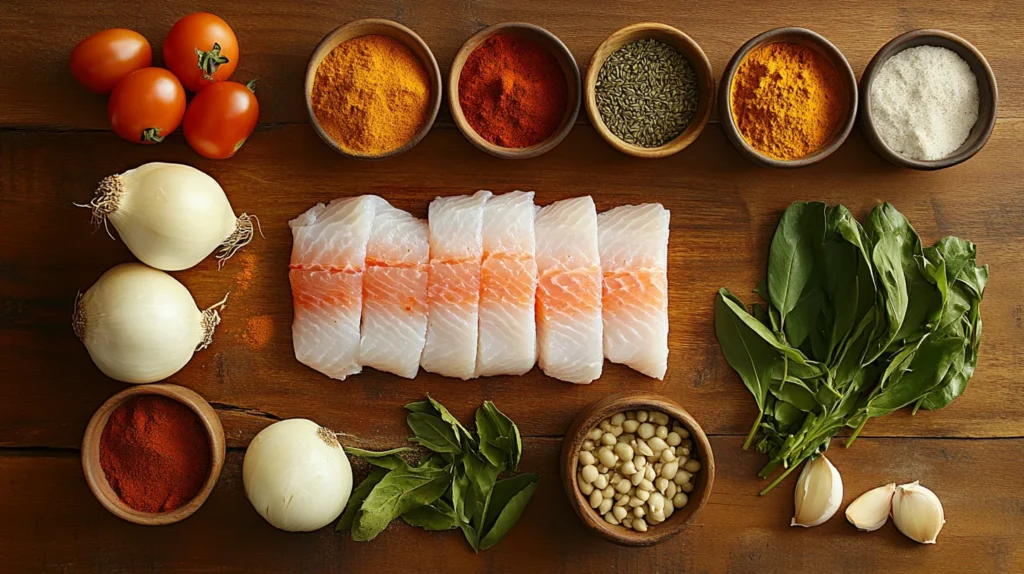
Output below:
[76,175,124,239]
[198,293,230,350]
[216,214,260,268]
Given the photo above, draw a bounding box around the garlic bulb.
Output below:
[792,455,843,527]
[243,419,353,532]
[82,162,255,271]
[892,481,945,544]
[73,263,227,383]
[845,483,895,531]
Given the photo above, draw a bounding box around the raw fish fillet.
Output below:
[359,200,429,379]
[598,204,670,379]
[476,191,538,377]
[289,196,378,380]
[420,190,491,379]
[534,196,603,383]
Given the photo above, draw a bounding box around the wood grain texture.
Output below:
[2,122,1023,449]
[1,0,1021,129]
[0,438,1021,573]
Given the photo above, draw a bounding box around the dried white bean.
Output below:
[598,447,617,468]
[648,436,668,453]
[677,428,690,439]
[581,464,599,483]
[651,411,670,425]
[682,482,694,493]
[579,451,596,466]
[666,482,677,500]
[645,465,656,481]
[631,471,645,486]
[613,505,628,521]
[593,474,609,490]
[587,428,603,441]
[637,423,655,440]
[673,493,689,508]
[648,509,665,524]
[656,477,669,494]
[601,432,616,446]
[667,432,681,446]
[618,433,633,444]
[654,462,663,475]
[674,470,693,485]
[602,486,614,498]
[662,460,679,480]
[636,410,649,423]
[677,447,690,458]
[649,492,665,512]
[603,511,619,526]
[610,413,626,426]
[638,479,654,493]
[633,454,647,469]
[656,425,669,440]
[610,425,623,437]
[636,488,650,502]
[589,489,603,509]
[637,441,654,457]
[615,492,630,505]
[620,461,637,476]
[634,518,648,532]
[598,498,613,514]
[622,419,640,433]
[633,506,645,518]
[582,439,596,452]
[661,449,676,463]
[663,502,675,519]
[683,460,701,473]
[628,496,644,508]
[579,476,594,495]
[599,419,612,432]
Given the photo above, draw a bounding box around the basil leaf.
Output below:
[404,400,434,414]
[867,337,965,416]
[429,395,477,447]
[407,412,462,454]
[768,201,825,329]
[337,467,388,532]
[918,343,977,410]
[479,479,539,550]
[403,501,459,531]
[461,450,503,549]
[871,234,910,339]
[482,473,540,532]
[351,461,451,541]
[476,401,522,470]
[717,289,820,368]
[715,289,779,413]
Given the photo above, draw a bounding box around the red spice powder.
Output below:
[458,32,568,148]
[99,395,212,513]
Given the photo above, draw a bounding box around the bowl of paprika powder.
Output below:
[450,22,581,159]
[82,384,225,525]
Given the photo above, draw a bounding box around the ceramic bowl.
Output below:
[305,18,442,159]
[82,384,226,526]
[860,29,997,170]
[585,22,714,158]
[719,27,858,168]
[449,22,581,159]
[561,392,714,547]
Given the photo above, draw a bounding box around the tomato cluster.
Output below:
[70,13,259,159]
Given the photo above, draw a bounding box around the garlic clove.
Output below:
[891,481,945,544]
[845,483,896,532]
[791,455,843,527]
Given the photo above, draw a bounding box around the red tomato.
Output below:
[163,13,239,92]
[70,29,152,94]
[107,68,186,144]
[183,81,260,159]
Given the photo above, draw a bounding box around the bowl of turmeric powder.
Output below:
[305,19,443,159]
[719,27,858,168]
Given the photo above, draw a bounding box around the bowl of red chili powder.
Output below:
[82,384,225,525]
[450,23,581,159]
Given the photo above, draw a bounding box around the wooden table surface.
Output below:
[2,1,1022,572]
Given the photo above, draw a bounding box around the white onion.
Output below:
[83,162,255,271]
[73,262,227,383]
[243,419,353,532]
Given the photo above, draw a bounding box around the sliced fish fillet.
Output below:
[598,204,670,379]
[420,190,491,379]
[289,196,378,380]
[359,201,429,379]
[476,191,538,377]
[534,196,603,384]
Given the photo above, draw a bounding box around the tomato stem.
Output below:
[140,128,164,143]
[246,79,258,92]
[196,42,230,81]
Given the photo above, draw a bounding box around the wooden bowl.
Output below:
[561,392,715,547]
[304,19,442,159]
[449,22,581,159]
[860,29,997,170]
[719,27,858,168]
[585,23,714,159]
[82,384,226,526]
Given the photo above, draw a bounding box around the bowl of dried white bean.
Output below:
[561,392,714,546]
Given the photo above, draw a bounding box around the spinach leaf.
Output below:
[407,412,462,454]
[717,289,820,367]
[867,337,965,417]
[336,467,388,532]
[479,479,539,550]
[918,344,977,410]
[768,201,826,330]
[344,446,413,470]
[476,401,522,470]
[351,461,451,541]
[402,500,459,531]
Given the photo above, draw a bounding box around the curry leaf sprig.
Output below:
[337,396,538,552]
[715,202,987,495]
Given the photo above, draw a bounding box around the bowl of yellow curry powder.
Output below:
[719,27,857,168]
[305,19,442,159]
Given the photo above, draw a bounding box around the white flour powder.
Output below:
[870,45,979,161]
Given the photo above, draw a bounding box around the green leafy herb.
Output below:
[715,202,988,494]
[339,397,537,552]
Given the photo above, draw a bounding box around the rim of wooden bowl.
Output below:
[718,27,858,168]
[560,392,715,547]
[81,383,226,526]
[304,18,443,160]
[448,22,582,159]
[859,29,998,171]
[585,22,714,159]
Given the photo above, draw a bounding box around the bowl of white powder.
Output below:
[860,29,997,170]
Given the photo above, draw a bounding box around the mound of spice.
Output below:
[870,45,979,161]
[595,38,699,147]
[730,42,845,160]
[458,32,568,148]
[311,35,431,156]
[99,395,211,513]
